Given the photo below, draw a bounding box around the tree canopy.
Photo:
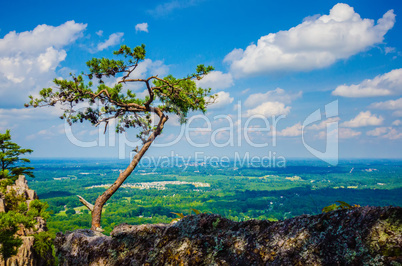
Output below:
[0,132,51,261]
[0,130,33,183]
[26,44,215,231]
[26,44,214,133]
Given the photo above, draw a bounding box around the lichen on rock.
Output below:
[55,206,402,265]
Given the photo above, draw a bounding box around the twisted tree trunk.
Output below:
[79,112,168,231]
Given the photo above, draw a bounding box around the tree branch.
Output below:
[144,80,154,108]
[89,89,147,111]
[121,60,139,80]
[94,110,125,128]
[77,195,94,212]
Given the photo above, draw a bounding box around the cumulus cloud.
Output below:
[207,91,234,109]
[367,127,402,139]
[196,71,234,90]
[0,21,86,55]
[307,117,340,131]
[96,32,124,52]
[135,23,149,33]
[243,88,298,118]
[338,128,361,139]
[277,122,302,137]
[366,127,388,136]
[130,59,169,79]
[383,128,402,139]
[392,120,401,126]
[371,97,402,109]
[224,3,395,77]
[333,69,402,97]
[341,111,383,128]
[370,97,402,116]
[102,58,169,93]
[245,101,291,117]
[0,21,87,107]
[244,88,301,107]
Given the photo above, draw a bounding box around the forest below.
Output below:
[27,158,402,235]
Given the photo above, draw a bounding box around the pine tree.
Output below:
[26,44,215,231]
[0,130,33,183]
[0,131,51,261]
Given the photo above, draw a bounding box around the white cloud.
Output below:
[339,128,361,139]
[135,23,149,33]
[243,88,298,118]
[27,124,65,140]
[244,88,301,107]
[333,69,402,97]
[0,21,87,107]
[341,111,383,128]
[131,89,149,100]
[207,91,234,109]
[370,97,402,116]
[385,47,396,54]
[196,71,234,90]
[307,117,340,131]
[392,120,401,126]
[131,59,169,79]
[367,127,402,139]
[166,114,182,127]
[277,122,302,137]
[367,127,388,136]
[245,101,291,117]
[96,32,124,52]
[371,97,402,109]
[104,59,169,91]
[96,30,103,36]
[0,107,63,131]
[383,128,402,139]
[224,4,395,77]
[0,21,86,56]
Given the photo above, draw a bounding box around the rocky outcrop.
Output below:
[6,175,38,202]
[0,175,49,266]
[55,206,401,265]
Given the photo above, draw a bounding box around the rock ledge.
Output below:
[55,206,401,265]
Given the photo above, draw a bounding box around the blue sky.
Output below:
[0,0,401,161]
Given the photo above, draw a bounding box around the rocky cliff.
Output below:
[55,206,401,265]
[0,175,49,266]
